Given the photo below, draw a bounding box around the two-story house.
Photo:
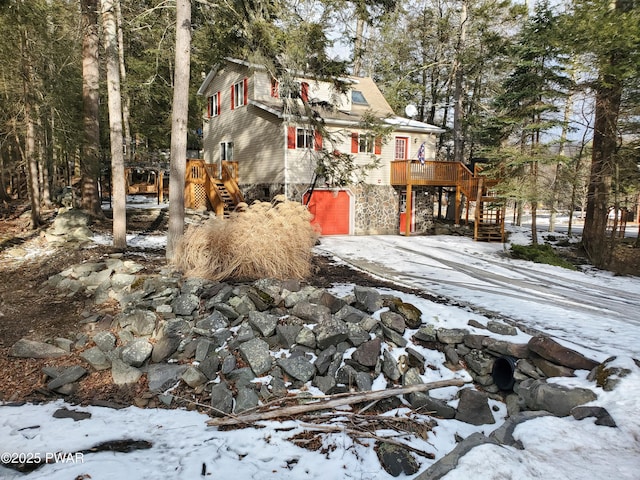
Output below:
[197,58,444,235]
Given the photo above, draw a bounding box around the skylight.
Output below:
[351,90,368,105]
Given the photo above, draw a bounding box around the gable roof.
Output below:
[197,58,444,134]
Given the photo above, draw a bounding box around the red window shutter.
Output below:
[301,82,309,103]
[374,136,382,155]
[243,77,248,105]
[287,126,296,149]
[217,92,221,115]
[271,79,279,98]
[351,132,359,153]
[314,130,322,151]
[230,85,235,110]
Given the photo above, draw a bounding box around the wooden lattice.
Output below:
[193,184,210,209]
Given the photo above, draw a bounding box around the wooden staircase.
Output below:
[391,160,505,241]
[185,159,244,216]
[474,177,505,242]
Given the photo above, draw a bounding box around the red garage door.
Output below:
[304,190,351,235]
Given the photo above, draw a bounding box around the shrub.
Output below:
[173,198,320,281]
[510,243,577,270]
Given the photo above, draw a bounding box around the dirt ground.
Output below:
[0,200,637,406]
[0,200,426,405]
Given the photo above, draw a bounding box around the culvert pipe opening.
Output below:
[492,356,516,391]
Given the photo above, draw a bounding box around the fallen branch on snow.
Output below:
[206,378,468,427]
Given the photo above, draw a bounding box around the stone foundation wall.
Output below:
[352,184,399,235]
[411,186,436,234]
[240,183,435,236]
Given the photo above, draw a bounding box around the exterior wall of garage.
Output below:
[240,182,434,235]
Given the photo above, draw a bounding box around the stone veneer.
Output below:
[240,182,435,235]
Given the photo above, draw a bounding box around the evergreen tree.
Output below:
[563,0,640,266]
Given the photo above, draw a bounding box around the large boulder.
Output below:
[517,379,597,416]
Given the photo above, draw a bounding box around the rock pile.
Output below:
[7,252,627,477]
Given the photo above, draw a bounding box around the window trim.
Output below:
[351,132,382,155]
[394,136,409,160]
[231,77,248,110]
[287,126,322,150]
[220,141,234,161]
[207,91,221,118]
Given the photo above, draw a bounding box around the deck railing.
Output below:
[390,160,498,200]
[185,159,242,214]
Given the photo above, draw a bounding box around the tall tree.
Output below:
[81,0,102,216]
[566,0,640,267]
[101,0,126,249]
[488,1,570,241]
[166,0,191,260]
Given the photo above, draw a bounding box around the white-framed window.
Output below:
[220,142,234,161]
[207,92,221,118]
[231,78,247,109]
[296,128,314,149]
[359,133,375,154]
[394,137,408,160]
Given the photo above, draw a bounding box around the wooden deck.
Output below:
[391,160,504,241]
[185,159,243,216]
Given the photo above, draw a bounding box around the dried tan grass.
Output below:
[173,199,320,281]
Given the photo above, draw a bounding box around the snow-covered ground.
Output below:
[2,213,640,480]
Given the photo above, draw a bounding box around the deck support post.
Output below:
[405,160,412,236]
[454,187,462,225]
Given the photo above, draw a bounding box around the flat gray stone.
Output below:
[181,366,208,388]
[235,387,260,413]
[195,311,229,334]
[380,311,406,334]
[487,320,518,336]
[313,375,337,394]
[121,339,153,367]
[295,327,316,349]
[351,338,381,368]
[382,350,401,381]
[47,366,88,390]
[276,324,303,349]
[80,346,111,371]
[314,346,337,376]
[376,441,420,477]
[353,286,384,313]
[111,358,142,386]
[210,382,234,416]
[151,336,181,363]
[315,318,349,350]
[517,379,597,417]
[247,311,278,337]
[147,363,189,392]
[455,388,495,425]
[93,331,117,352]
[9,339,67,359]
[277,356,316,382]
[171,293,200,316]
[239,338,272,376]
[436,328,468,344]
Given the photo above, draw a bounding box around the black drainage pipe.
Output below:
[492,356,517,391]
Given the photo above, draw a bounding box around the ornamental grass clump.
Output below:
[173,198,319,281]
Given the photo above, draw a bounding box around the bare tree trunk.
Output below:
[102,0,127,249]
[81,0,103,217]
[20,27,41,228]
[115,0,132,163]
[452,0,467,164]
[352,17,365,77]
[549,79,575,233]
[166,0,191,260]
